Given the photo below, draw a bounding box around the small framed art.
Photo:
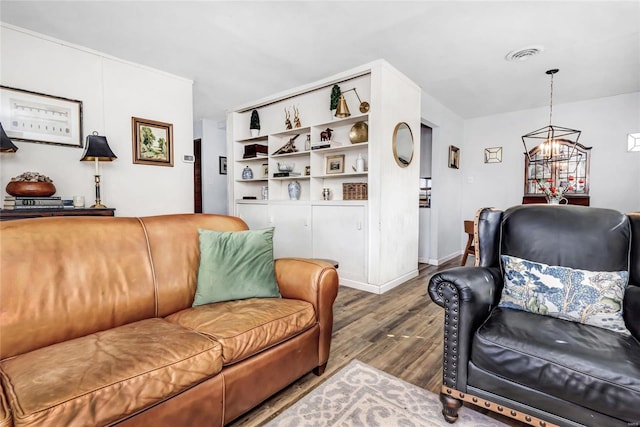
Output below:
[326,154,345,174]
[448,145,460,169]
[484,147,503,163]
[219,156,227,175]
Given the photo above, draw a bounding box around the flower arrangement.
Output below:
[533,176,578,199]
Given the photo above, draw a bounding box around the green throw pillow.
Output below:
[193,227,281,307]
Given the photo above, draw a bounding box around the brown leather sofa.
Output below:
[0,214,339,427]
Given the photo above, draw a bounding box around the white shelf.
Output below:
[314,172,368,179]
[236,135,268,144]
[271,151,311,159]
[271,175,311,181]
[311,142,368,154]
[271,127,311,137]
[236,156,269,163]
[314,114,368,129]
[235,178,268,183]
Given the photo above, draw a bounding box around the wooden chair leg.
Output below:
[440,392,463,423]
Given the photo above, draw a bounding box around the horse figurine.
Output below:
[320,128,333,142]
[284,108,292,130]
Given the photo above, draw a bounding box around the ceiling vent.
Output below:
[505,46,544,62]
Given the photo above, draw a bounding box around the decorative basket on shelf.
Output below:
[343,183,368,200]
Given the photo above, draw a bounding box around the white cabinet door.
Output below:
[312,205,367,283]
[235,203,269,229]
[269,204,312,259]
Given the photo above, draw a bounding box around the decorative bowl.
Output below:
[6,181,56,197]
[277,162,295,172]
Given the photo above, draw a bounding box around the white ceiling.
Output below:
[1,1,639,121]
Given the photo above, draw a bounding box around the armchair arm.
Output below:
[274,258,339,368]
[624,284,640,341]
[428,266,503,391]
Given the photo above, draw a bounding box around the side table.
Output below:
[0,208,116,221]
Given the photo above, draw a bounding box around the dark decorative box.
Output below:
[243,144,268,158]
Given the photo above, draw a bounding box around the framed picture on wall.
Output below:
[448,145,460,169]
[219,156,227,175]
[0,85,83,147]
[132,117,174,167]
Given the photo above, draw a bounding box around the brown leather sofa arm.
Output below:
[274,258,339,373]
[428,266,502,390]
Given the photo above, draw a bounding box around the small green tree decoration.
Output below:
[250,109,260,130]
[330,85,341,111]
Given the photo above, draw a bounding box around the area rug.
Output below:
[265,360,508,427]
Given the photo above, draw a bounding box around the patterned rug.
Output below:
[265,360,508,427]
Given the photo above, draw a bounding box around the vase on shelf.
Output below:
[242,166,254,180]
[546,196,568,205]
[288,181,301,200]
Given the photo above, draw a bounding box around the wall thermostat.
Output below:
[183,154,195,163]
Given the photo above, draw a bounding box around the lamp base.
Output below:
[90,203,107,209]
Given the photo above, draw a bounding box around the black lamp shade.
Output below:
[80,133,117,161]
[0,122,19,153]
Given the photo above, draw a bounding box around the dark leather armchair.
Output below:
[428,205,640,427]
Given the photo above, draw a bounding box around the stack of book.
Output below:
[3,196,74,210]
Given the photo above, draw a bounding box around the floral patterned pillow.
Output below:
[499,255,630,335]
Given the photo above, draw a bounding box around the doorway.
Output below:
[194,138,202,213]
[418,123,433,263]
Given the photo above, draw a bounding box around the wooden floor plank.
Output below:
[228,258,526,426]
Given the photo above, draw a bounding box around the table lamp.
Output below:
[0,122,19,152]
[80,131,117,208]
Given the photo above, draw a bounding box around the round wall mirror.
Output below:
[392,122,414,167]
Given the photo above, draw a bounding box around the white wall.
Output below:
[421,91,466,264]
[462,92,640,220]
[0,24,194,217]
[198,118,228,214]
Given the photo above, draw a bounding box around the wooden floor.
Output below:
[229,257,525,426]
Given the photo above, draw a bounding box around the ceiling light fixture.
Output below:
[522,69,581,163]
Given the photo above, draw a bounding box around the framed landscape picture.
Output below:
[132,117,174,166]
[0,85,83,148]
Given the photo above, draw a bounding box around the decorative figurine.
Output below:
[293,105,301,128]
[320,128,333,142]
[272,134,300,155]
[284,108,292,130]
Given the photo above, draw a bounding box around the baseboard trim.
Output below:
[339,269,419,294]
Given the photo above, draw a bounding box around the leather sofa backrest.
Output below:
[0,217,156,359]
[629,213,640,285]
[139,214,248,317]
[501,205,630,272]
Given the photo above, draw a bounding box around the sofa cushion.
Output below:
[193,227,281,306]
[0,318,223,427]
[166,298,315,365]
[500,254,630,335]
[471,307,640,422]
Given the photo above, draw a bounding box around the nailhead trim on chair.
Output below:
[437,282,459,389]
[441,386,558,427]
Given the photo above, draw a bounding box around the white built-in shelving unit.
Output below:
[227,60,421,294]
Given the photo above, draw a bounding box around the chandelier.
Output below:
[522,69,581,163]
